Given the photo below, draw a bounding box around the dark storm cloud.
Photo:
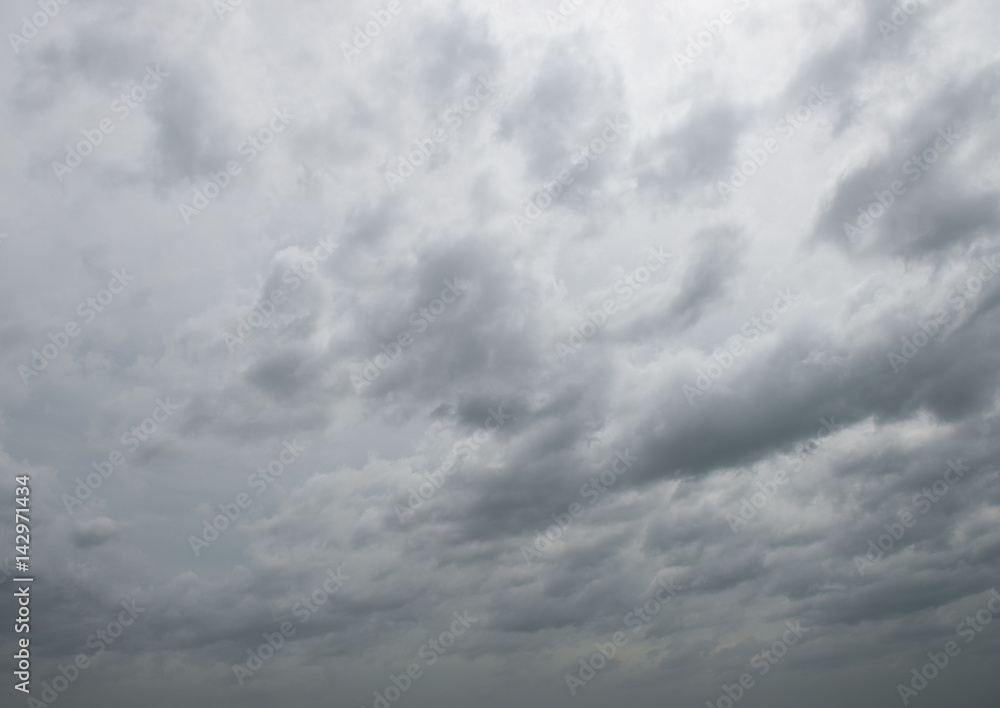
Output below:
[633,103,745,199]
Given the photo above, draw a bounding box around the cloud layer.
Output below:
[2,0,1000,706]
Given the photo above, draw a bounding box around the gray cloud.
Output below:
[1,1,999,707]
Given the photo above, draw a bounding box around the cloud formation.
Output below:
[1,0,999,707]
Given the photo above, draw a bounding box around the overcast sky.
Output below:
[2,0,1000,706]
